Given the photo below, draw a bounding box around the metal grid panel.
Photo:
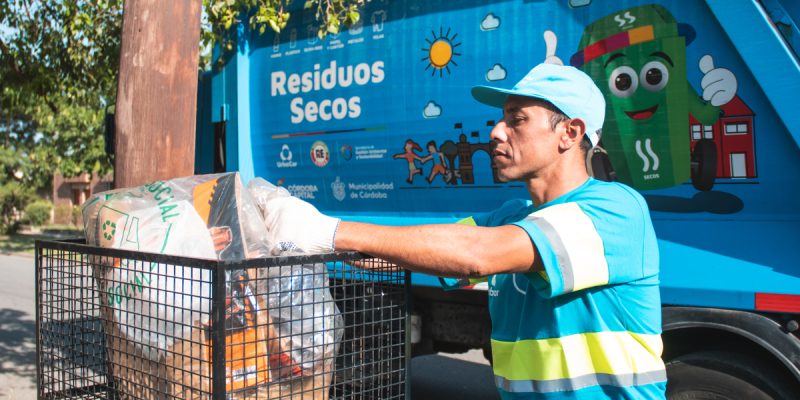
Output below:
[36,240,407,399]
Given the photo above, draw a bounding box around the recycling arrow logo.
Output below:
[102,220,116,241]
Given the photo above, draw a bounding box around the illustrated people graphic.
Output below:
[393,139,424,183]
[422,140,448,183]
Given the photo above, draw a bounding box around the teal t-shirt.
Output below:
[445,178,666,399]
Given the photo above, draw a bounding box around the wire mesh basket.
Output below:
[36,240,408,399]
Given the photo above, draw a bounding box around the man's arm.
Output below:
[334,221,540,278]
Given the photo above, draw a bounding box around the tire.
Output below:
[691,139,717,191]
[666,351,788,400]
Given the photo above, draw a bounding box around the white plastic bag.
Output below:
[82,173,271,357]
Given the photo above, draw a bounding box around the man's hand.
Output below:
[262,196,340,254]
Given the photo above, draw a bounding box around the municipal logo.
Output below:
[332,176,346,201]
[310,141,330,167]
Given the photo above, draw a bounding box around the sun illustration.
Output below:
[422,27,461,77]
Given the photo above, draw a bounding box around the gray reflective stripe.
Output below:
[495,370,667,393]
[527,216,573,292]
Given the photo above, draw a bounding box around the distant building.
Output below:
[689,95,757,179]
[51,173,113,224]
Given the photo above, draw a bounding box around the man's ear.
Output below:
[560,118,586,150]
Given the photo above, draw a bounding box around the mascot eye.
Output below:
[640,61,669,92]
[608,66,638,98]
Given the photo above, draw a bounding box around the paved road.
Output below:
[0,254,37,399]
[411,349,499,399]
[0,254,497,399]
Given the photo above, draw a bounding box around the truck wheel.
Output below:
[586,146,616,182]
[690,139,717,191]
[666,351,787,400]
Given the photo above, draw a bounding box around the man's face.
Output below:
[490,96,562,182]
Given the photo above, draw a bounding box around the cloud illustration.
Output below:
[481,13,500,31]
[486,64,507,81]
[569,0,592,7]
[423,101,442,118]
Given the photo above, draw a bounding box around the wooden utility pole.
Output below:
[114,0,201,188]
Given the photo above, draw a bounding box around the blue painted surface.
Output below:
[761,0,800,59]
[705,0,800,149]
[199,0,800,311]
[195,73,214,174]
[235,35,255,183]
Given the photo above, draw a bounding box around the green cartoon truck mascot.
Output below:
[550,4,738,191]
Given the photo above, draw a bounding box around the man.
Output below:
[265,63,667,399]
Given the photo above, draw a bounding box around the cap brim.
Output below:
[472,85,549,109]
[471,86,515,108]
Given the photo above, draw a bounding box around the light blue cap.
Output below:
[472,63,605,146]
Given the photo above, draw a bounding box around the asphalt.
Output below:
[0,254,37,399]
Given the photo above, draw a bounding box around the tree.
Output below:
[1,1,122,190]
[0,181,36,232]
[0,0,364,193]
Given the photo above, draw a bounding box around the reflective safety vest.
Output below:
[443,178,667,399]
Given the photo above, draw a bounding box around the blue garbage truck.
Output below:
[195,0,800,398]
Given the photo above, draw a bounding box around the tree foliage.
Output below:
[1,0,122,191]
[1,0,364,199]
[202,0,365,68]
[0,181,36,232]
[24,199,53,226]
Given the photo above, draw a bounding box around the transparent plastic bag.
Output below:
[247,177,291,218]
[262,264,344,379]
[247,178,344,378]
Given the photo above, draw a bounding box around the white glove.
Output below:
[262,195,340,254]
[699,54,737,106]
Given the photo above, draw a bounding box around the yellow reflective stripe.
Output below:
[457,216,477,226]
[492,331,664,381]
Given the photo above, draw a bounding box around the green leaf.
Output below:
[268,18,280,32]
[348,10,360,25]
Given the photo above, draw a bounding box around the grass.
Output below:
[0,225,84,256]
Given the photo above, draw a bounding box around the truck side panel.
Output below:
[198,0,800,312]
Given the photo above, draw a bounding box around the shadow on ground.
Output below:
[0,235,38,256]
[411,354,499,400]
[0,229,83,256]
[0,308,37,396]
